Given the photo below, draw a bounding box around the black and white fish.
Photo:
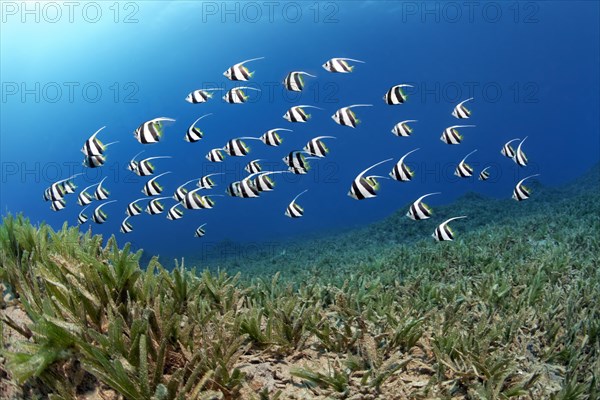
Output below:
[146,197,170,215]
[61,177,79,194]
[45,174,82,202]
[92,200,117,224]
[77,182,98,206]
[95,177,110,200]
[512,174,540,201]
[392,120,417,137]
[349,159,393,200]
[120,216,134,233]
[288,167,309,175]
[77,205,90,224]
[127,150,145,173]
[134,117,175,144]
[223,138,251,156]
[432,216,467,241]
[227,175,260,198]
[513,136,529,167]
[283,105,323,123]
[322,57,365,73]
[304,136,335,158]
[501,138,520,158]
[245,159,263,174]
[223,86,261,104]
[479,167,491,181]
[194,223,207,237]
[185,114,213,143]
[332,104,372,128]
[197,173,224,189]
[142,172,171,196]
[454,150,478,178]
[126,197,148,217]
[134,156,172,177]
[173,178,202,202]
[223,57,265,81]
[407,192,441,221]
[166,204,184,220]
[452,98,473,119]
[440,125,476,145]
[50,199,66,212]
[206,148,225,162]
[181,188,218,210]
[383,84,413,105]
[81,126,118,157]
[254,171,290,192]
[83,154,106,168]
[285,189,308,218]
[283,151,313,171]
[185,88,224,104]
[390,148,419,182]
[283,71,316,91]
[260,128,292,146]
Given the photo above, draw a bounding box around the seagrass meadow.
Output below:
[0,164,599,400]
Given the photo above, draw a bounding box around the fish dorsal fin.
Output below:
[235,57,265,67]
[440,216,467,229]
[336,58,365,63]
[457,98,474,107]
[399,148,420,165]
[461,149,478,163]
[294,105,324,110]
[149,171,172,183]
[191,113,213,126]
[291,189,308,204]
[517,174,540,187]
[416,192,441,204]
[358,158,393,178]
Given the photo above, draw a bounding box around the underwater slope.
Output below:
[0,163,598,399]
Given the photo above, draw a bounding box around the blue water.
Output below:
[1,2,599,261]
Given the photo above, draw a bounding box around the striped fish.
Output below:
[127,150,144,173]
[180,188,217,210]
[50,199,66,211]
[513,174,540,201]
[283,151,312,171]
[135,156,172,177]
[120,217,133,233]
[223,138,250,156]
[407,192,441,221]
[146,197,170,215]
[432,216,467,241]
[77,182,98,206]
[392,120,417,137]
[332,104,372,128]
[142,171,171,196]
[173,178,202,202]
[454,150,478,178]
[126,197,147,217]
[194,223,207,237]
[61,179,77,194]
[322,57,365,73]
[185,88,223,104]
[166,204,184,220]
[45,174,82,202]
[288,166,309,175]
[304,136,335,158]
[95,177,110,200]
[43,187,52,202]
[206,148,225,162]
[245,159,263,174]
[185,114,212,143]
[440,125,476,145]
[83,154,106,168]
[383,84,413,105]
[260,128,292,146]
[283,71,316,91]
[390,148,419,182]
[81,126,118,156]
[223,86,260,104]
[349,159,393,200]
[513,136,529,167]
[92,200,117,224]
[227,175,260,198]
[479,167,491,181]
[285,190,308,218]
[77,205,90,224]
[134,117,175,144]
[226,181,242,198]
[197,173,224,189]
[283,105,323,123]
[452,98,473,119]
[501,138,520,158]
[254,171,289,192]
[223,57,264,81]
